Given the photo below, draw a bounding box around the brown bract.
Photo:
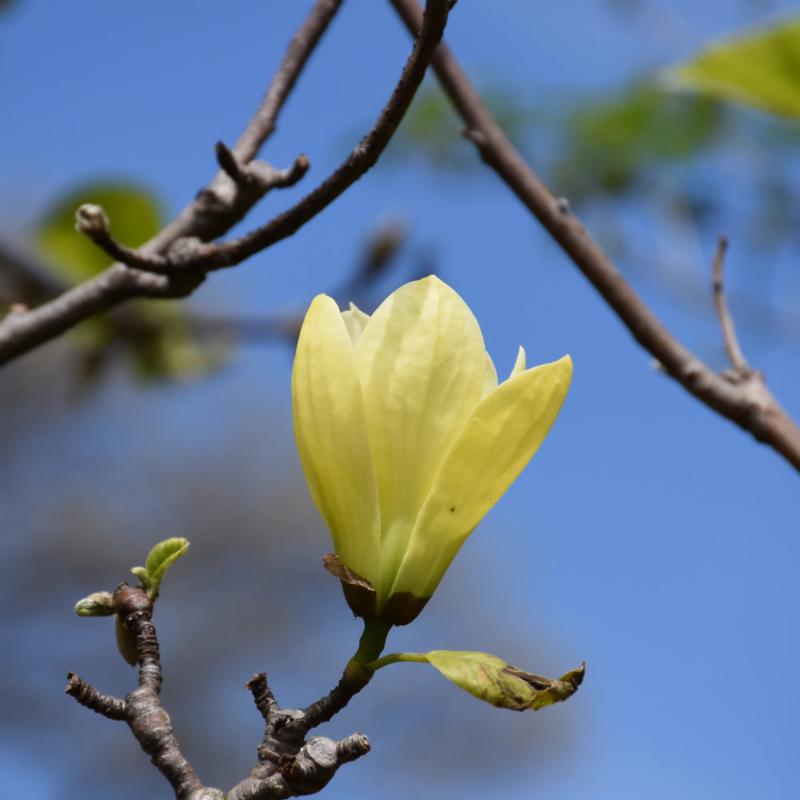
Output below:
[323,553,429,626]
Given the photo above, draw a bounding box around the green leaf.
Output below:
[424,651,584,711]
[131,537,189,601]
[666,18,800,119]
[372,650,584,711]
[33,180,226,385]
[130,566,151,592]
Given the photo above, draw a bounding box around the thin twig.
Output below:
[65,672,126,720]
[0,0,343,365]
[246,673,279,724]
[0,0,450,363]
[300,671,367,731]
[389,0,800,473]
[169,0,452,272]
[711,236,750,376]
[231,0,345,165]
[66,0,451,276]
[0,216,406,371]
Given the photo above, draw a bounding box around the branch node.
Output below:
[463,127,487,147]
[188,790,226,800]
[166,236,206,267]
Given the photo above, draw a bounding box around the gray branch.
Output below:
[69,585,374,800]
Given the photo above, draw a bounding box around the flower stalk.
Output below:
[342,619,392,688]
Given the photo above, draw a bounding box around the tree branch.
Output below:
[0,0,452,366]
[711,236,751,377]
[389,0,800,473]
[0,0,343,366]
[70,585,374,799]
[169,0,453,272]
[65,672,126,720]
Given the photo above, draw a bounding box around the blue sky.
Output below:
[2,1,799,799]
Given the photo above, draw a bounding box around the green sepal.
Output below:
[131,537,189,601]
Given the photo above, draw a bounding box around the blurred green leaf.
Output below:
[397,83,536,169]
[132,537,190,601]
[553,84,723,199]
[33,181,225,384]
[667,18,800,119]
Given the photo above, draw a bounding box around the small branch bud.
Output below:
[75,203,110,237]
[75,591,116,617]
[276,154,310,187]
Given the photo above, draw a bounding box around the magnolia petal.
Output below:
[509,345,526,380]
[354,276,487,601]
[292,295,381,585]
[342,302,370,346]
[483,351,498,397]
[390,355,573,598]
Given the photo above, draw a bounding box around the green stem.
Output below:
[343,619,392,687]
[366,652,428,671]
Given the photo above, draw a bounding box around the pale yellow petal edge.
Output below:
[389,354,573,599]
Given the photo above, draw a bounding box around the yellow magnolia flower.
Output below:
[292,276,572,625]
